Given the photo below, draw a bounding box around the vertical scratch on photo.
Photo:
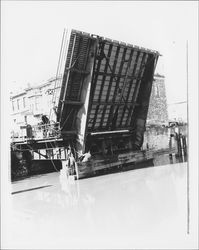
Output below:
[186,40,190,234]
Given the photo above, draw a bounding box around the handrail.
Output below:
[11,122,61,142]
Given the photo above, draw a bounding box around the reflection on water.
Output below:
[142,125,188,167]
[143,125,187,150]
[8,127,189,248]
[153,153,187,167]
[10,162,187,249]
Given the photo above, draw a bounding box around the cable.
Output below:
[59,34,77,123]
[60,108,73,130]
[49,28,68,121]
[44,141,59,172]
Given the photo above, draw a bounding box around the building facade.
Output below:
[10,77,62,136]
[10,74,168,134]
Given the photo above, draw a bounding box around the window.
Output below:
[35,96,41,111]
[12,101,15,111]
[23,97,26,108]
[30,103,34,111]
[29,97,33,111]
[46,89,54,95]
[17,99,20,110]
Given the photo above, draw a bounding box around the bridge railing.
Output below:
[11,122,61,142]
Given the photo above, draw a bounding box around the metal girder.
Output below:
[96,71,143,81]
[122,52,148,127]
[57,29,159,140]
[77,37,92,100]
[125,50,142,127]
[91,43,113,130]
[92,101,139,106]
[129,53,152,127]
[100,45,122,129]
[106,47,129,130]
[61,100,84,105]
[59,34,77,123]
[65,68,90,75]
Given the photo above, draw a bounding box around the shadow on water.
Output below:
[81,153,187,180]
[154,153,187,167]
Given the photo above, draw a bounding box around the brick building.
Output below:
[147,74,168,125]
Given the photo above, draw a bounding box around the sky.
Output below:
[1,1,198,106]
